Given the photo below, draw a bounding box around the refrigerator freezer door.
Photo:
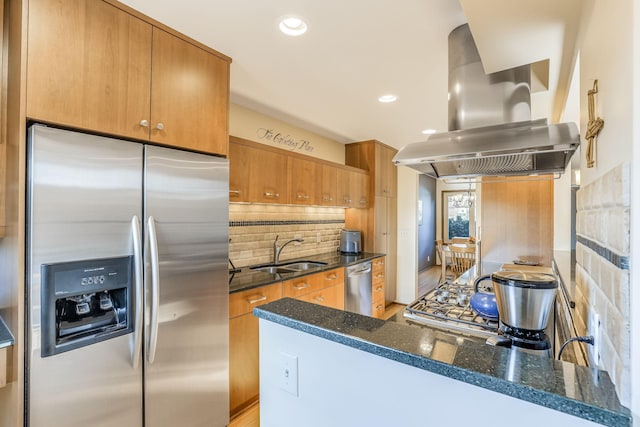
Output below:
[143,146,229,427]
[27,125,144,426]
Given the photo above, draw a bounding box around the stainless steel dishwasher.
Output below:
[345,261,373,315]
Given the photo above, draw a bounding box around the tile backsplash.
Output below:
[229,204,346,267]
[575,162,630,405]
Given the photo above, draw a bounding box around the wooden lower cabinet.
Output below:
[297,282,345,310]
[229,283,282,416]
[371,256,386,318]
[229,268,345,420]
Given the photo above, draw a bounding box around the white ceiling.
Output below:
[119,0,586,150]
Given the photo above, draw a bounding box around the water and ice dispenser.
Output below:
[40,256,134,356]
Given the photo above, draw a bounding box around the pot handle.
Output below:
[473,274,493,293]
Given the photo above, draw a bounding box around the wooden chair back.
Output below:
[449,246,475,277]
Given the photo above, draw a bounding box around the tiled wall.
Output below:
[229,204,346,267]
[575,162,630,403]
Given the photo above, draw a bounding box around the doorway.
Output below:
[417,175,437,271]
[442,190,476,242]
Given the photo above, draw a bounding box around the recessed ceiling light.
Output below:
[378,94,398,103]
[279,16,308,36]
[421,129,437,135]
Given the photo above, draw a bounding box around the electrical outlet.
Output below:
[588,310,601,367]
[279,352,299,396]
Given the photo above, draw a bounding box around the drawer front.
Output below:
[371,300,386,319]
[372,281,385,302]
[297,283,345,310]
[372,256,385,271]
[282,274,321,298]
[229,283,282,318]
[317,267,344,287]
[283,268,344,298]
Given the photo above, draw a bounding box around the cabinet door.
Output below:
[290,157,319,205]
[336,168,354,207]
[352,171,369,208]
[27,0,152,140]
[229,313,259,415]
[385,198,397,303]
[319,164,338,206]
[150,27,229,155]
[229,283,281,415]
[375,144,397,197]
[228,142,251,202]
[247,147,289,203]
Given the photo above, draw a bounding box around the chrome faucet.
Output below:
[273,234,304,264]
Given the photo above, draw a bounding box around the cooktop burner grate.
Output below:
[404,280,499,338]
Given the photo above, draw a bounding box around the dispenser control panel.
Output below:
[40,256,134,357]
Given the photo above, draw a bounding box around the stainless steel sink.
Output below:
[283,261,327,271]
[250,260,327,274]
[253,266,297,274]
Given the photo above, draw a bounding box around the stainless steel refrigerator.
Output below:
[26,124,229,426]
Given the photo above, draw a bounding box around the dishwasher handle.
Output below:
[349,266,372,277]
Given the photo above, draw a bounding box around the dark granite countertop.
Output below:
[254,298,631,427]
[229,251,384,294]
[0,316,14,349]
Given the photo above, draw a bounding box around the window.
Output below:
[442,190,476,242]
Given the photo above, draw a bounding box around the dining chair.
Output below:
[451,236,473,244]
[449,245,476,277]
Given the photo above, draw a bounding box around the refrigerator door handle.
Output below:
[147,215,160,364]
[131,215,144,368]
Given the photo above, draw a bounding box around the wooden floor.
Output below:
[418,264,444,296]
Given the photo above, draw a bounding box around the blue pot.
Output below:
[470,292,499,320]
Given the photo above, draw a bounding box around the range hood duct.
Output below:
[393,24,579,179]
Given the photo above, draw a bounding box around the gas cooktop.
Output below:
[404,279,499,339]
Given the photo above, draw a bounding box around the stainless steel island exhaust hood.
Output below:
[393,24,579,179]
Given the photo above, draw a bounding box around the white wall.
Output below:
[229,103,345,163]
[395,167,419,304]
[631,0,640,421]
[578,0,638,416]
[259,320,601,427]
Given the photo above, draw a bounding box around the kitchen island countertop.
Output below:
[254,298,631,427]
[228,251,384,294]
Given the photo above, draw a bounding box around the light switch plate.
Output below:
[279,352,299,396]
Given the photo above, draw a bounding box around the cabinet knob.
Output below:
[264,192,280,198]
[139,119,149,127]
[155,122,165,131]
[229,190,241,196]
[296,194,310,200]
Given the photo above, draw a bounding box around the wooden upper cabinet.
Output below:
[289,157,319,205]
[352,171,369,208]
[228,142,251,202]
[346,140,397,199]
[336,168,354,207]
[247,147,289,204]
[319,165,338,206]
[26,0,230,156]
[149,28,229,155]
[375,144,398,198]
[26,0,152,140]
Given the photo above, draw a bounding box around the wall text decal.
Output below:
[256,128,315,153]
